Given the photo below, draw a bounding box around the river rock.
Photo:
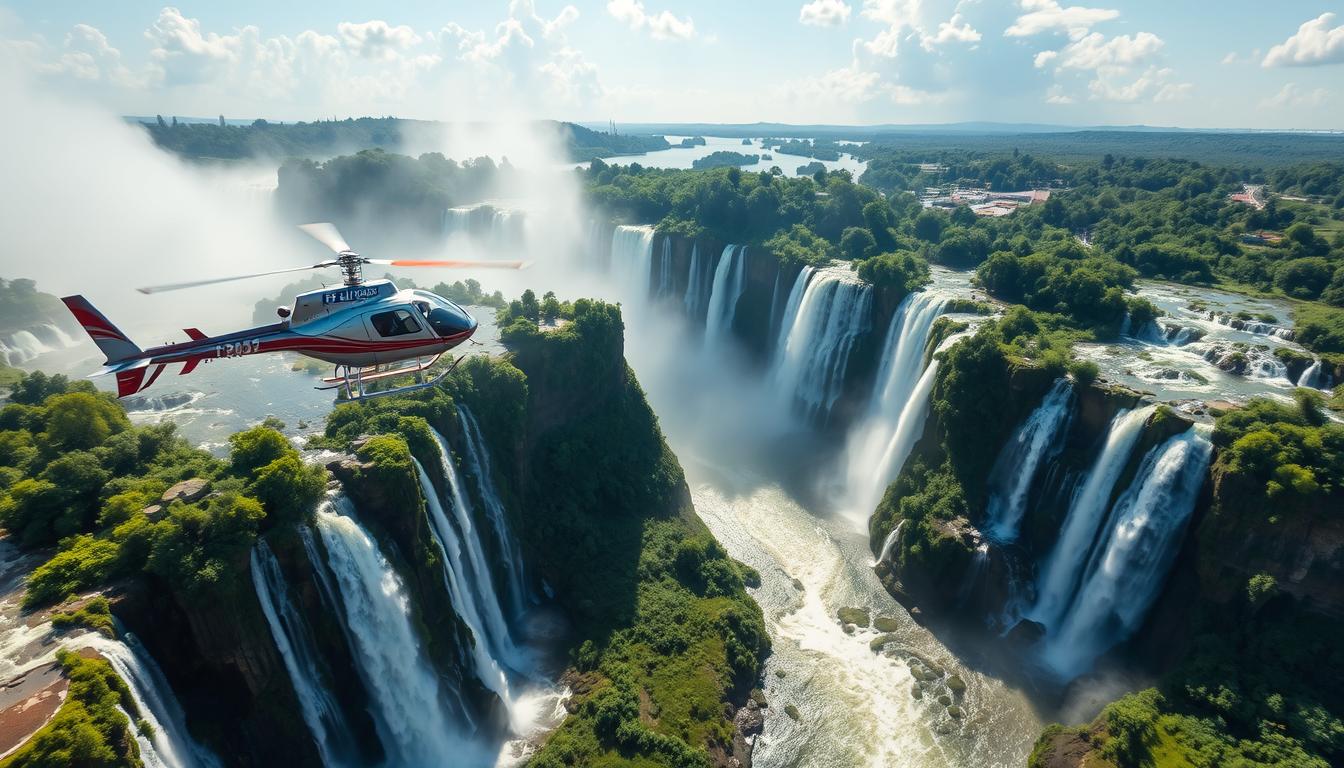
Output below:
[161,478,211,505]
[947,705,963,719]
[937,694,951,706]
[873,616,901,632]
[946,674,966,694]
[1006,618,1046,647]
[837,606,870,628]
[784,704,801,721]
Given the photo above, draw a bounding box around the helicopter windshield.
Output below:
[412,291,476,337]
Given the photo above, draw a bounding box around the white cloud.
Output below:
[800,0,852,27]
[1045,83,1073,103]
[145,7,239,85]
[337,20,423,60]
[921,13,981,51]
[1262,13,1344,67]
[1087,65,1189,103]
[1259,82,1328,109]
[606,0,695,41]
[785,63,882,103]
[1051,31,1163,70]
[1005,0,1118,40]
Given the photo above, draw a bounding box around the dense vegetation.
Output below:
[0,650,143,768]
[1212,393,1343,512]
[0,372,324,609]
[142,117,667,162]
[690,151,760,170]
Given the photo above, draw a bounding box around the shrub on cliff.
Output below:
[855,250,930,295]
[1214,396,1343,508]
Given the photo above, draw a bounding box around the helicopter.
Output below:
[63,222,527,401]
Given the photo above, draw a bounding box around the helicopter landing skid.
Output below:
[316,353,462,400]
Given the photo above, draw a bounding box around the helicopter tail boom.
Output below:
[61,295,142,365]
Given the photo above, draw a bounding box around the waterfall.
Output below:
[314,497,475,765]
[841,291,951,517]
[250,540,357,768]
[1044,425,1213,678]
[683,243,708,320]
[1030,407,1154,629]
[983,379,1075,543]
[656,237,675,299]
[876,520,906,565]
[704,245,747,347]
[610,225,655,301]
[772,266,872,423]
[79,633,220,768]
[772,266,813,360]
[1,330,53,365]
[458,406,530,615]
[1298,358,1331,390]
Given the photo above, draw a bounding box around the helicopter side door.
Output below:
[362,305,436,364]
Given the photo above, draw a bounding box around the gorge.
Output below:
[2,123,1342,768]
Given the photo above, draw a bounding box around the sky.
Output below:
[1,1,1342,129]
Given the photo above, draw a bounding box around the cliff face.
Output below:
[1196,467,1344,617]
[113,568,323,768]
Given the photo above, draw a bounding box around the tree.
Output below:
[913,209,946,243]
[839,227,876,261]
[44,393,129,451]
[228,425,291,475]
[219,114,225,127]
[1275,257,1332,299]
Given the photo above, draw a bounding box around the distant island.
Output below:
[676,136,707,148]
[134,116,669,163]
[691,151,760,169]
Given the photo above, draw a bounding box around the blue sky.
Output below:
[2,1,1342,128]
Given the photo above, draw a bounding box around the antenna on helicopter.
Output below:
[136,223,530,294]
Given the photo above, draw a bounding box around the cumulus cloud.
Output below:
[1005,0,1119,40]
[1050,31,1163,70]
[1262,13,1344,67]
[606,0,695,41]
[800,0,852,27]
[1259,82,1328,109]
[336,20,422,60]
[921,14,981,51]
[1087,66,1190,103]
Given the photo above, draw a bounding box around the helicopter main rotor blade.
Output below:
[365,258,532,270]
[136,262,335,294]
[298,222,353,255]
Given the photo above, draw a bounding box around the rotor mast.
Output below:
[337,250,364,286]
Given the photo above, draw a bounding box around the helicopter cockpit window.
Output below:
[370,309,422,337]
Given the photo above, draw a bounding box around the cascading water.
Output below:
[772,265,872,423]
[682,243,710,321]
[1044,425,1213,678]
[413,457,515,713]
[772,266,813,360]
[458,406,530,616]
[983,379,1075,543]
[79,633,220,768]
[1030,407,1154,629]
[655,237,675,299]
[1298,359,1331,390]
[841,291,950,517]
[609,225,655,302]
[428,429,521,669]
[314,496,477,766]
[704,245,747,347]
[250,540,357,768]
[876,519,905,565]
